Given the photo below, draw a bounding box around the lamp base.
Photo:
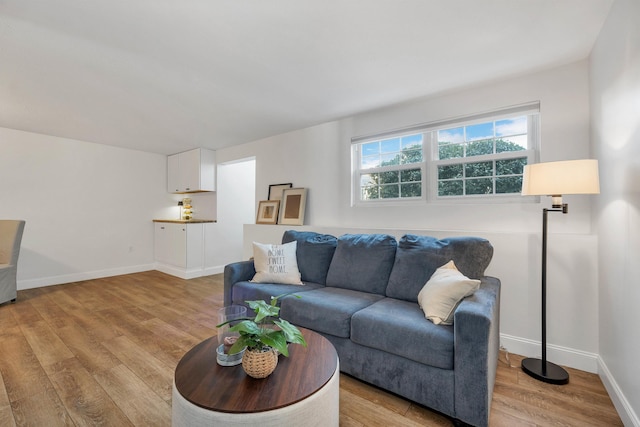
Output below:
[521,358,569,385]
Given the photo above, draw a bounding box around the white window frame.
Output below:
[351,102,540,206]
[351,132,427,206]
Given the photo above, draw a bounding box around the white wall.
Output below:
[0,127,173,288]
[204,158,256,274]
[590,0,640,424]
[217,61,601,373]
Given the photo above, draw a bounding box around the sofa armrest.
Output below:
[223,260,256,306]
[453,276,501,427]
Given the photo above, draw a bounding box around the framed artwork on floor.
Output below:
[279,188,307,226]
[268,183,293,201]
[256,200,280,225]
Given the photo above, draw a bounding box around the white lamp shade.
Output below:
[521,159,600,196]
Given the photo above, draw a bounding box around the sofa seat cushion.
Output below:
[231,281,323,307]
[386,235,493,302]
[351,298,455,370]
[325,234,397,295]
[280,287,384,338]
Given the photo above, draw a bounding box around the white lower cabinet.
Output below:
[154,222,205,279]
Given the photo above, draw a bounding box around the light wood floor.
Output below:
[0,271,622,426]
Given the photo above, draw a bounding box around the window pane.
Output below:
[380,184,399,198]
[439,144,464,160]
[360,173,377,186]
[362,155,380,169]
[496,157,527,176]
[381,138,400,153]
[466,178,493,195]
[401,149,422,164]
[496,135,527,152]
[400,168,422,182]
[465,161,493,178]
[438,164,462,180]
[401,183,421,198]
[438,127,464,144]
[466,139,494,157]
[380,153,400,166]
[361,186,379,200]
[466,122,494,141]
[496,117,527,136]
[401,134,422,149]
[439,180,463,196]
[362,141,379,156]
[496,176,523,194]
[379,171,399,184]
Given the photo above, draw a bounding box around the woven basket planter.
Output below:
[242,347,278,378]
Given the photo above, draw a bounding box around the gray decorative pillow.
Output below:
[251,241,302,285]
[386,235,493,302]
[282,230,337,285]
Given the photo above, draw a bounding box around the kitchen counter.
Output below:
[153,219,216,224]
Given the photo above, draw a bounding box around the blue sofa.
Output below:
[224,230,501,427]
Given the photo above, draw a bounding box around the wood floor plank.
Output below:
[20,320,75,370]
[55,323,122,375]
[0,370,15,427]
[339,387,426,427]
[0,271,623,426]
[0,405,16,427]
[10,388,73,427]
[101,335,174,402]
[140,317,203,353]
[47,358,133,427]
[97,306,187,367]
[139,302,216,342]
[339,373,412,416]
[0,328,56,403]
[93,364,171,426]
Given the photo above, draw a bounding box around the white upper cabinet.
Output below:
[168,148,216,193]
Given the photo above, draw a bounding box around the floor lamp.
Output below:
[520,159,600,384]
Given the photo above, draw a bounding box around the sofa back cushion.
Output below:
[325,234,397,295]
[282,230,337,285]
[385,235,493,302]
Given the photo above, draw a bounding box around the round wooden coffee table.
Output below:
[172,327,339,426]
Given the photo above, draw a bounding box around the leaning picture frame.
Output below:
[256,200,280,225]
[268,183,293,201]
[279,188,307,226]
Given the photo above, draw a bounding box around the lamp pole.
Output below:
[521,204,570,384]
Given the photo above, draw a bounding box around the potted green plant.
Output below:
[217,294,307,378]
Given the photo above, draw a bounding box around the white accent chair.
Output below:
[0,220,26,305]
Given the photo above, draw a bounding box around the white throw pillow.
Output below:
[417,260,480,325]
[251,241,303,285]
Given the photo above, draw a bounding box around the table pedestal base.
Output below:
[172,361,339,427]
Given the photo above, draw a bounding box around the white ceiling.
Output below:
[1,0,613,155]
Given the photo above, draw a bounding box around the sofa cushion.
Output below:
[251,241,302,284]
[418,260,480,325]
[386,235,493,302]
[351,298,455,370]
[231,281,323,307]
[282,230,337,285]
[280,287,384,338]
[325,234,397,295]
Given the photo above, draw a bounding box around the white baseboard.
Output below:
[500,333,599,373]
[17,264,156,290]
[598,357,640,427]
[17,263,225,290]
[154,263,224,280]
